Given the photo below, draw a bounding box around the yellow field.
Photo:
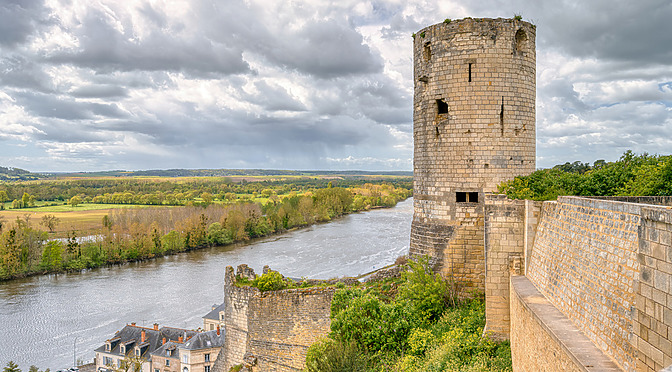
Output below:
[0,205,153,237]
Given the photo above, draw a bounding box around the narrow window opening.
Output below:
[423,42,431,61]
[436,99,448,114]
[435,126,440,137]
[468,63,472,82]
[500,96,504,136]
[484,163,489,169]
[456,192,479,203]
[515,29,527,55]
[456,192,467,203]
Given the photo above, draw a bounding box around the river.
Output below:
[0,198,412,369]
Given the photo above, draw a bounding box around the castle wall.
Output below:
[526,197,641,370]
[510,275,622,372]
[218,266,334,372]
[635,207,672,371]
[247,288,334,371]
[483,194,542,339]
[410,18,536,291]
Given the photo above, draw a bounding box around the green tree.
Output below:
[69,196,82,207]
[21,192,31,207]
[0,190,8,210]
[3,361,21,372]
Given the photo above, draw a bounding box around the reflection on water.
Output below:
[0,199,412,369]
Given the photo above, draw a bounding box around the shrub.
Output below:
[253,270,287,292]
[397,256,450,322]
[304,338,368,372]
[330,289,416,352]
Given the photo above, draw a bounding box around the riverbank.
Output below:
[0,185,411,281]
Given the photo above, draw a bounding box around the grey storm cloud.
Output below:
[0,0,52,47]
[541,0,672,65]
[46,7,250,77]
[14,91,127,120]
[0,55,54,92]
[258,19,384,78]
[69,85,129,99]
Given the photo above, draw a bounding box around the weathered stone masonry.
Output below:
[410,18,536,291]
[217,266,334,372]
[500,196,672,372]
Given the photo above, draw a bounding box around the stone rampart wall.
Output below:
[526,196,641,370]
[510,275,621,372]
[635,207,672,371]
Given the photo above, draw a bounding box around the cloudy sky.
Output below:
[0,0,670,172]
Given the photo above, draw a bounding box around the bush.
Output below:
[330,288,416,353]
[253,270,287,292]
[397,256,450,323]
[304,338,368,372]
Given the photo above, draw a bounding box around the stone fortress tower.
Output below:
[409,18,536,291]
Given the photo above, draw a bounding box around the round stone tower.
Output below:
[409,18,536,291]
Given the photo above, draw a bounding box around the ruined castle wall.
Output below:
[218,266,334,372]
[221,266,256,371]
[526,197,642,370]
[410,18,536,290]
[247,288,334,371]
[634,207,672,371]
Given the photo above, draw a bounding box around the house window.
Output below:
[103,356,113,366]
[118,360,122,368]
[204,367,210,372]
[183,355,189,364]
[205,353,210,362]
[155,369,159,372]
[120,345,125,354]
[166,349,172,357]
[165,359,170,367]
[183,368,188,372]
[105,344,110,352]
[135,348,140,356]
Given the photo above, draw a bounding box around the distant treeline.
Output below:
[0,183,411,280]
[0,166,42,181]
[0,177,412,207]
[498,151,672,200]
[41,169,414,178]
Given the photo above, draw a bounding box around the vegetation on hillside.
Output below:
[304,257,511,372]
[0,167,42,181]
[0,181,411,281]
[497,151,672,200]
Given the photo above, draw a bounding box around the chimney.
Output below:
[131,322,136,326]
[141,329,146,343]
[162,337,166,345]
[153,323,159,331]
[178,336,183,343]
[217,326,220,336]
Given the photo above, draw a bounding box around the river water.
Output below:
[0,198,412,369]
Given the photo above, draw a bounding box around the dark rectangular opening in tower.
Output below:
[456,192,479,203]
[468,63,472,82]
[436,99,448,114]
